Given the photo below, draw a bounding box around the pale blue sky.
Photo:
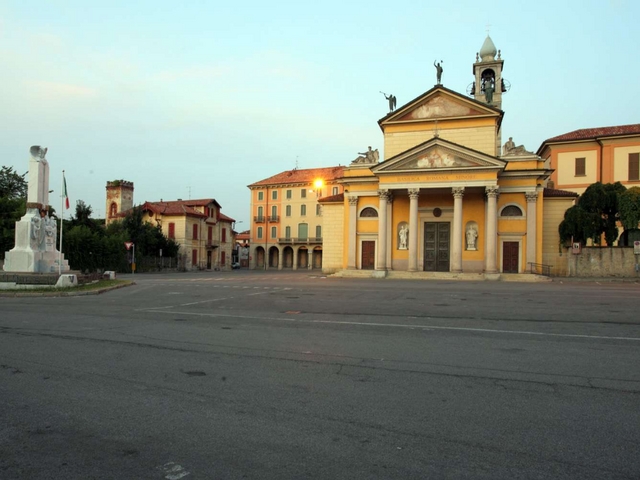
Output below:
[1,0,637,226]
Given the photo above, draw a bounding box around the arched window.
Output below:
[360,207,378,218]
[501,205,523,217]
[109,202,117,217]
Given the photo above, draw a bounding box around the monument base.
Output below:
[3,249,70,273]
[3,209,70,273]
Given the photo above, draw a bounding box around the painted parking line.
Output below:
[135,309,640,342]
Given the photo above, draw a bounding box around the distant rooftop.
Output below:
[542,124,640,143]
[249,166,344,187]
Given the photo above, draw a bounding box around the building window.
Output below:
[208,226,212,242]
[258,191,264,201]
[257,206,263,220]
[285,226,291,238]
[109,202,117,217]
[192,249,198,267]
[501,205,524,217]
[168,223,175,239]
[360,207,378,217]
[315,225,322,238]
[316,204,322,216]
[286,189,292,199]
[193,224,198,240]
[221,251,226,265]
[629,153,640,181]
[301,188,307,198]
[222,228,227,242]
[575,157,586,177]
[257,227,263,239]
[301,204,306,216]
[332,186,339,195]
[286,205,291,217]
[271,205,277,218]
[271,226,276,238]
[272,190,278,200]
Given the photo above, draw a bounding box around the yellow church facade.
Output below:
[321,36,555,277]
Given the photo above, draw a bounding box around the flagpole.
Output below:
[59,170,64,275]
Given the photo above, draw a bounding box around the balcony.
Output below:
[277,237,323,245]
[205,240,220,249]
[253,216,265,223]
[268,215,280,223]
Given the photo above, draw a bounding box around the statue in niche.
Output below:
[484,80,495,104]
[44,214,57,251]
[398,224,408,250]
[466,225,478,251]
[352,146,379,164]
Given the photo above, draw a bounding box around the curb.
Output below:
[0,281,135,298]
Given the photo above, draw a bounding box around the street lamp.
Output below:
[310,179,324,197]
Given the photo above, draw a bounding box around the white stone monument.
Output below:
[3,146,70,273]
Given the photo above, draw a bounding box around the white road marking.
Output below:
[136,309,640,342]
[137,290,271,310]
[158,462,190,479]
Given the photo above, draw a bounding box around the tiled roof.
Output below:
[543,188,579,198]
[219,212,235,222]
[318,193,344,203]
[141,201,206,218]
[543,124,640,143]
[248,166,345,187]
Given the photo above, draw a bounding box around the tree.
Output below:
[70,200,99,231]
[558,205,601,246]
[578,182,626,246]
[0,166,28,259]
[0,166,27,199]
[618,186,640,231]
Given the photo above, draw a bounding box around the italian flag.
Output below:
[63,173,70,209]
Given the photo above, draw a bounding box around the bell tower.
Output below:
[471,35,505,109]
[105,180,134,225]
[469,35,507,154]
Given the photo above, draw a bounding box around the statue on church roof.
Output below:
[352,146,379,165]
[381,91,396,112]
[434,60,443,85]
[503,137,533,156]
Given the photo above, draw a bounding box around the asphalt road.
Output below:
[1,271,639,479]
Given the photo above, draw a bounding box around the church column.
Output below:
[408,188,420,271]
[278,246,283,270]
[376,189,390,271]
[525,192,538,268]
[451,187,464,273]
[386,193,394,269]
[293,247,298,270]
[347,196,358,269]
[485,186,499,273]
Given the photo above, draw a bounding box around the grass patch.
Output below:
[0,279,134,296]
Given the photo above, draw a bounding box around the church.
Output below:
[318,35,575,277]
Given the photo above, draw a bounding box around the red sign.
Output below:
[125,242,134,250]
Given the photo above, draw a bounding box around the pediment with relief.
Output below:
[389,146,495,171]
[397,95,486,121]
[372,139,507,174]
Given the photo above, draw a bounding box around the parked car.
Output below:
[231,262,240,269]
